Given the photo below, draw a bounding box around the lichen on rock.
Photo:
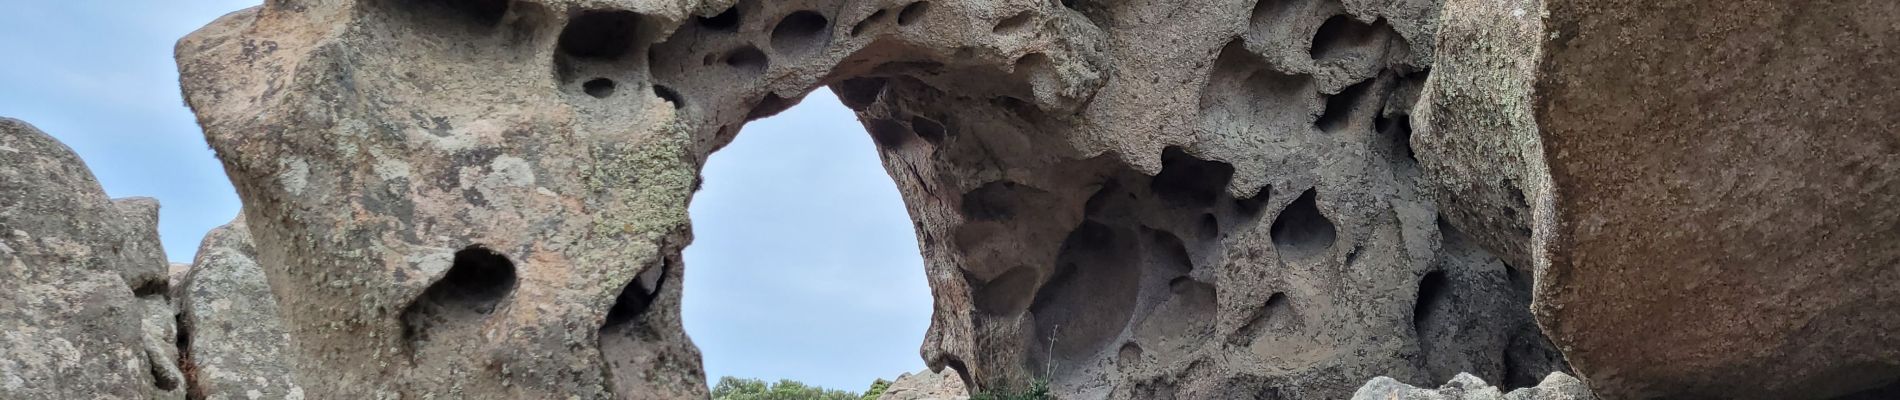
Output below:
[169,0,1569,398]
[0,118,184,399]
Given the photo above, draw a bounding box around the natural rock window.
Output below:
[399,245,517,361]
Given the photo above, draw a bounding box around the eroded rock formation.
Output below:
[0,118,184,399]
[175,0,1564,398]
[154,0,1900,398]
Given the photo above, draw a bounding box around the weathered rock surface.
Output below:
[1352,372,1594,400]
[174,0,1568,397]
[0,118,182,398]
[878,369,970,400]
[117,197,190,400]
[168,262,192,299]
[1416,0,1900,399]
[177,216,305,399]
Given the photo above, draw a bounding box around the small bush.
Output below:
[860,378,892,400]
[711,376,861,400]
[970,379,1050,400]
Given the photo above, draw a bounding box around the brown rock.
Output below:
[1418,0,1900,398]
[1533,1,1900,397]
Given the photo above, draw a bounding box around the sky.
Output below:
[0,2,930,393]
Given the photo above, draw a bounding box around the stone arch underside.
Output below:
[176,0,1565,398]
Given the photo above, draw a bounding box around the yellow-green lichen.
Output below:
[582,121,697,242]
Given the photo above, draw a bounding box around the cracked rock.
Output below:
[0,118,182,399]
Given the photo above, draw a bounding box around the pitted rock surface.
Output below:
[178,217,306,400]
[175,0,1564,398]
[0,118,183,399]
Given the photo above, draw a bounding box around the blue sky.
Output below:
[1,2,930,392]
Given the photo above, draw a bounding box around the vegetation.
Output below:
[711,377,861,400]
[860,378,891,400]
[970,379,1051,400]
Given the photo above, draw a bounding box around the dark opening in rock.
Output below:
[652,84,682,108]
[1118,341,1144,364]
[1377,113,1417,163]
[723,45,770,73]
[389,0,511,29]
[583,78,616,98]
[1319,79,1376,132]
[993,11,1032,33]
[696,6,741,32]
[1413,269,1448,332]
[1310,15,1384,61]
[559,10,642,60]
[897,2,931,25]
[1236,184,1273,216]
[746,93,795,120]
[770,11,831,53]
[866,118,912,148]
[909,115,946,144]
[834,77,888,109]
[1269,188,1336,260]
[850,9,889,36]
[604,260,666,330]
[131,279,167,297]
[1151,147,1236,207]
[401,246,518,346]
[1249,0,1296,27]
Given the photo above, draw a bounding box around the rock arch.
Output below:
[175,0,1560,398]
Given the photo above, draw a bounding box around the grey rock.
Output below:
[0,118,179,398]
[1351,372,1594,400]
[168,262,192,304]
[114,197,189,400]
[175,0,1556,398]
[878,369,970,400]
[1409,0,1547,273]
[178,217,305,400]
[139,295,188,400]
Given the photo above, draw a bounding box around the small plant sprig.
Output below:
[970,379,1050,400]
[972,324,1057,400]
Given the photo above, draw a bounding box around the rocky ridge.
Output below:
[878,369,970,400]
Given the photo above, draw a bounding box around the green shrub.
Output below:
[711,376,861,400]
[860,378,892,400]
[970,379,1050,400]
